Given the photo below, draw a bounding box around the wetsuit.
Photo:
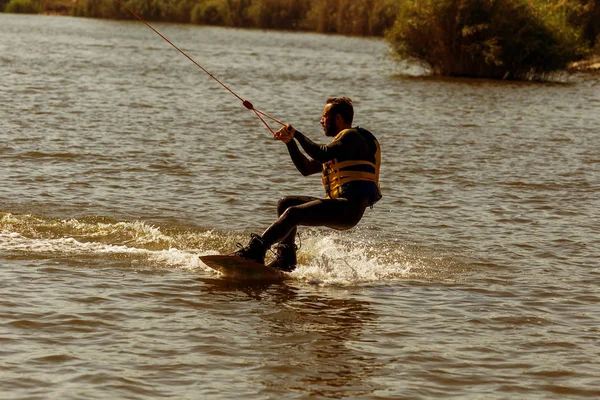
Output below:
[260,127,381,248]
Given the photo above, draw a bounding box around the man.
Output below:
[232,97,382,271]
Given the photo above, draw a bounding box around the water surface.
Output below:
[1,14,599,399]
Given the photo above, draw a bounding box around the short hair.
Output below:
[326,97,353,125]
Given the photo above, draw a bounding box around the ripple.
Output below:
[1,12,600,400]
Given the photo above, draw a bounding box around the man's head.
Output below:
[321,97,353,137]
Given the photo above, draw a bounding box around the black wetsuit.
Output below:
[260,128,381,248]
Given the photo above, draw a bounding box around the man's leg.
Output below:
[261,196,369,248]
[231,196,318,264]
[272,196,319,247]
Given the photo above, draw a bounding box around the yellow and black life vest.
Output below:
[322,128,381,202]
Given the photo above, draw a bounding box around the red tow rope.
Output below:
[115,0,285,134]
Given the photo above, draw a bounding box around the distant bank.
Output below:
[2,0,599,78]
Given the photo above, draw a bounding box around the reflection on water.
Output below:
[202,278,381,398]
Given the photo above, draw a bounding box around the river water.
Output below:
[1,13,599,399]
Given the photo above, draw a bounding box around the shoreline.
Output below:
[567,55,600,72]
[8,10,600,74]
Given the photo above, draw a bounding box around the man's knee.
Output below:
[277,197,290,216]
[277,196,302,216]
[280,205,303,224]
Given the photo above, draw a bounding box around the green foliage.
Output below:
[43,0,76,14]
[216,0,253,27]
[128,0,197,22]
[303,0,337,33]
[12,0,594,79]
[246,0,310,30]
[0,0,10,12]
[72,0,196,22]
[190,0,254,27]
[71,0,123,19]
[304,0,398,35]
[589,1,600,47]
[4,0,41,14]
[191,0,224,25]
[65,0,399,36]
[574,0,600,47]
[387,0,588,79]
[369,0,400,36]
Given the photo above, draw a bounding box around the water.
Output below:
[1,13,599,399]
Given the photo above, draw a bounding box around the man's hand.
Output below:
[274,124,295,144]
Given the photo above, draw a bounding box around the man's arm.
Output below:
[285,139,321,176]
[294,130,352,164]
[273,125,353,175]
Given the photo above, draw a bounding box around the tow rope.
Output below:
[115,0,285,134]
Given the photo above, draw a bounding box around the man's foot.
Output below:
[266,243,297,272]
[231,233,267,265]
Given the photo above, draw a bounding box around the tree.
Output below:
[386,0,588,79]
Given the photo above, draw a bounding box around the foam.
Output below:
[1,213,463,285]
[290,233,418,285]
[0,231,218,273]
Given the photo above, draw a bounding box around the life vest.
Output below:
[322,128,382,202]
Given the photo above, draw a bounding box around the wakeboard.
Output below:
[200,255,286,281]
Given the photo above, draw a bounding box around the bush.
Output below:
[246,0,310,30]
[576,0,600,48]
[368,0,400,36]
[121,0,196,22]
[222,0,254,27]
[191,0,255,27]
[386,0,588,79]
[304,0,398,36]
[191,0,225,25]
[72,0,195,22]
[71,0,123,19]
[0,0,10,12]
[588,2,600,48]
[163,0,197,22]
[58,0,400,37]
[4,0,41,14]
